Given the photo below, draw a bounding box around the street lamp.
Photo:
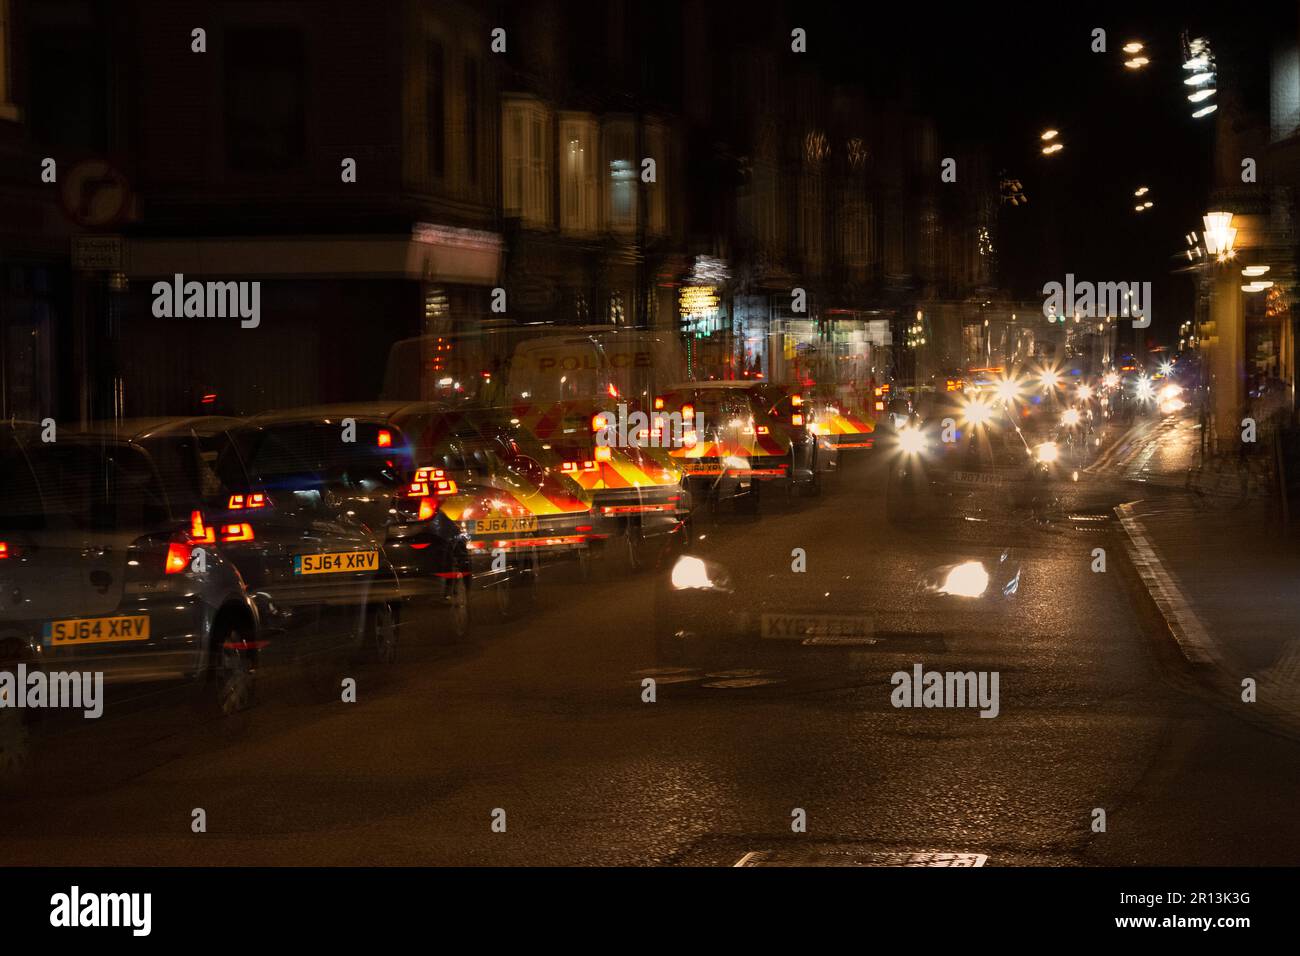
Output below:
[1202,211,1236,259]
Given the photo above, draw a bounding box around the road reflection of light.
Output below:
[938,561,989,598]
[1159,398,1186,415]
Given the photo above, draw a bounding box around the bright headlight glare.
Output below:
[898,427,926,454]
[1062,408,1081,427]
[963,399,994,426]
[671,555,713,590]
[939,561,989,598]
[1036,441,1060,463]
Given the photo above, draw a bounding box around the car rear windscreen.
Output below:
[0,437,171,533]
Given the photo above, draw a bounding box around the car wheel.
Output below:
[735,479,761,516]
[624,523,653,572]
[0,707,32,789]
[196,623,256,718]
[576,545,595,582]
[886,463,918,525]
[444,574,471,640]
[369,601,400,665]
[654,625,686,666]
[493,573,515,619]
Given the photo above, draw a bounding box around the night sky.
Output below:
[799,0,1288,347]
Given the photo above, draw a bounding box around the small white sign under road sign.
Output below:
[72,235,125,271]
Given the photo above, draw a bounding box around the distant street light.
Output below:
[1042,142,1064,155]
[1182,34,1217,118]
[1123,41,1144,54]
[1041,129,1058,141]
[1134,186,1149,197]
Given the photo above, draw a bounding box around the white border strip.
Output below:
[1115,502,1220,666]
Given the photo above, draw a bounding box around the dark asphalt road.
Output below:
[4,444,1300,866]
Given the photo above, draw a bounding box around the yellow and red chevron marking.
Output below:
[431,477,591,523]
[822,410,875,436]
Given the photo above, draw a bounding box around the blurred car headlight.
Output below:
[939,561,989,598]
[1061,408,1081,427]
[963,399,994,427]
[1035,441,1060,463]
[898,427,927,454]
[671,555,715,590]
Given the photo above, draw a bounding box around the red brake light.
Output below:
[791,394,803,407]
[594,446,612,462]
[433,478,458,495]
[247,493,267,509]
[654,396,665,410]
[681,404,695,421]
[189,510,215,543]
[165,542,191,574]
[561,461,577,473]
[592,413,610,432]
[756,425,770,435]
[792,414,804,426]
[583,460,597,471]
[0,542,8,559]
[220,523,254,542]
[406,481,430,498]
[228,494,245,509]
[377,429,393,448]
[417,497,436,521]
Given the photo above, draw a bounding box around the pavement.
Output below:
[4,426,1300,866]
[1095,411,1300,739]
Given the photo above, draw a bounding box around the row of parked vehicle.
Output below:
[0,380,879,733]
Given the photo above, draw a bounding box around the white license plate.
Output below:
[760,613,873,640]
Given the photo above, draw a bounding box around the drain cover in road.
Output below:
[734,848,988,867]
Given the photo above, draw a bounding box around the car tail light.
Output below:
[189,510,215,543]
[417,497,436,521]
[377,429,393,447]
[792,414,804,426]
[432,478,458,495]
[791,394,803,407]
[220,523,254,542]
[165,541,191,574]
[595,446,612,462]
[592,413,610,431]
[228,493,269,510]
[413,466,447,482]
[561,461,576,473]
[875,401,886,411]
[681,403,695,421]
[0,542,7,559]
[756,425,770,435]
[654,396,664,410]
[406,481,430,498]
